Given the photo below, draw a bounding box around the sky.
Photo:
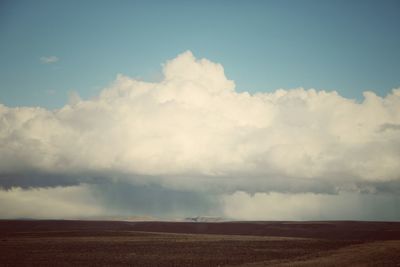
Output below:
[0,0,400,220]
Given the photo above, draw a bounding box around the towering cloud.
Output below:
[1,51,399,219]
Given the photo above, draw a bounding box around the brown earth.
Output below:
[1,220,399,266]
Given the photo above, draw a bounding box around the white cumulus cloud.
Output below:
[1,51,400,198]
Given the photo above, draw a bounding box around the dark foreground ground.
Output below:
[1,220,400,266]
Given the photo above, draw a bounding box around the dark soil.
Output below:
[1,220,399,266]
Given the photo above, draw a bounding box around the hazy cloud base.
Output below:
[1,51,399,220]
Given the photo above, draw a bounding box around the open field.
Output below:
[1,220,400,266]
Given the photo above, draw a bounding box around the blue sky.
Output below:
[1,0,399,109]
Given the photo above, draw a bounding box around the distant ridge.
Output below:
[183,216,227,222]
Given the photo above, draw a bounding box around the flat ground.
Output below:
[1,220,400,266]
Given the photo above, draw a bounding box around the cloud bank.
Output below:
[222,191,400,221]
[0,185,103,219]
[1,51,400,219]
